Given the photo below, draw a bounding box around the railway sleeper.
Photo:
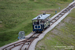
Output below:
[30,36,38,38]
[14,44,20,46]
[74,4,75,6]
[24,48,27,50]
[58,15,62,17]
[65,9,68,11]
[14,42,24,46]
[60,12,64,15]
[63,10,67,13]
[54,17,58,20]
[52,20,56,22]
[4,48,10,50]
[50,22,53,25]
[50,21,54,23]
[27,39,34,42]
[57,16,60,17]
[25,42,30,45]
[59,13,64,15]
[26,40,33,42]
[3,49,8,50]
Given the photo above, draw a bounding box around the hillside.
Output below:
[0,0,72,46]
[36,8,75,50]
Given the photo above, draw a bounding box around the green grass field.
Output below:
[0,0,72,46]
[36,8,75,50]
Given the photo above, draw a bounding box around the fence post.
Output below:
[55,11,57,14]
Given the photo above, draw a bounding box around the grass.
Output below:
[0,0,72,47]
[36,8,75,50]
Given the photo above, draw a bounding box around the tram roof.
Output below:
[32,14,51,20]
